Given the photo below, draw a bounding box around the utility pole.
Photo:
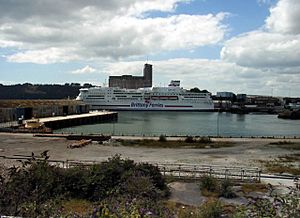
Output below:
[217,110,220,137]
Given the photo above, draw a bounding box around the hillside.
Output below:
[0,83,93,99]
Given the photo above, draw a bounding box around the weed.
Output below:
[219,179,236,198]
[198,199,223,218]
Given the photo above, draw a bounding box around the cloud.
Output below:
[266,0,300,34]
[221,0,300,71]
[71,65,96,74]
[257,0,273,6]
[221,31,300,68]
[7,47,80,64]
[0,0,188,21]
[0,0,226,64]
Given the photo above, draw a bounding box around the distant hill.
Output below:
[0,83,94,99]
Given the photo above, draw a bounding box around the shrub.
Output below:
[135,162,170,196]
[185,136,195,143]
[200,175,219,193]
[0,153,170,217]
[198,136,212,143]
[120,174,157,198]
[84,154,140,201]
[159,134,167,142]
[219,179,236,198]
[0,156,63,216]
[62,166,90,199]
[200,176,236,199]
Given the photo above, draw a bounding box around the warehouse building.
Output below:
[0,100,89,122]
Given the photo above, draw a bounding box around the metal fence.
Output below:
[2,157,260,182]
[156,163,261,182]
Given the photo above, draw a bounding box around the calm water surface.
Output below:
[55,111,300,137]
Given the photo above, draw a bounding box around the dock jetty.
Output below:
[36,111,118,129]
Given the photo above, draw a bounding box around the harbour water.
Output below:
[54,111,300,137]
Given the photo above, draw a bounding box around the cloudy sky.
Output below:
[0,0,299,97]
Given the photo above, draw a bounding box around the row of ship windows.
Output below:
[86,98,207,103]
[87,96,205,100]
[87,100,205,103]
[87,95,205,98]
[88,92,206,96]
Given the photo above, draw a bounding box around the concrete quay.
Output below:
[33,111,118,129]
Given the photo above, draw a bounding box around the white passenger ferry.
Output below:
[76,80,214,111]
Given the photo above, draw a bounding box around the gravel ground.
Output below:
[1,133,299,168]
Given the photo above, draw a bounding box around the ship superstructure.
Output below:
[76,80,214,111]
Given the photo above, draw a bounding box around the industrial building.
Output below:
[0,100,89,122]
[109,63,152,89]
[216,92,236,100]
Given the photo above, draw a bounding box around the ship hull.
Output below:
[89,100,214,111]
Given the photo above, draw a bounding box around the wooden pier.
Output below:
[32,111,118,129]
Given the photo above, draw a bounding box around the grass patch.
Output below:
[62,199,94,216]
[165,201,197,218]
[266,163,300,175]
[201,189,220,198]
[269,141,300,150]
[278,153,300,162]
[241,183,268,194]
[269,140,294,145]
[118,139,235,149]
[260,159,300,175]
[165,199,224,218]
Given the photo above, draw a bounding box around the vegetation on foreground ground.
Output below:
[119,136,235,149]
[259,154,300,175]
[0,152,299,217]
[0,153,170,217]
[199,175,237,198]
[198,175,300,218]
[268,140,300,150]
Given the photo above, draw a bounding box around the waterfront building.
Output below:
[236,94,247,103]
[109,63,152,89]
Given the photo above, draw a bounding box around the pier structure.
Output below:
[30,111,118,129]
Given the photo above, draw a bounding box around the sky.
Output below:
[0,0,300,97]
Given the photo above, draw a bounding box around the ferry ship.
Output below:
[76,80,214,111]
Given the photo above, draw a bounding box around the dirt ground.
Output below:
[1,133,299,168]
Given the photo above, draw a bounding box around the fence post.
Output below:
[241,169,244,181]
